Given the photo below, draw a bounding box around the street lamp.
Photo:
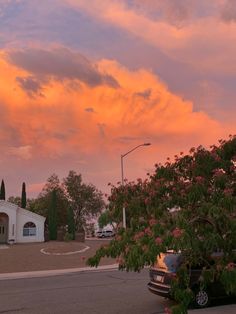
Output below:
[121,143,151,229]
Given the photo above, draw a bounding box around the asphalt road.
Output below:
[0,269,172,314]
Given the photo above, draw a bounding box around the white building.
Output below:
[0,200,45,244]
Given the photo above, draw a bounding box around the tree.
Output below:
[63,170,105,231]
[21,182,26,208]
[32,174,68,226]
[67,206,75,239]
[48,189,58,240]
[0,179,5,200]
[88,135,236,314]
[98,210,117,231]
[8,196,21,206]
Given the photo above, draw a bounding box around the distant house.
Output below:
[0,200,45,244]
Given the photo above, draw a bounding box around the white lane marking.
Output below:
[40,245,90,255]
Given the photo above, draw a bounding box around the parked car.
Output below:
[96,230,115,238]
[148,251,235,308]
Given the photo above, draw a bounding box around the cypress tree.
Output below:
[0,179,6,200]
[67,206,75,240]
[21,182,26,208]
[48,189,58,240]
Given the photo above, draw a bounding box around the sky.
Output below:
[0,0,235,198]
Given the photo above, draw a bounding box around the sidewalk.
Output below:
[188,304,236,313]
[0,263,119,280]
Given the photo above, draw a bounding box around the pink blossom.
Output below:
[226,262,235,271]
[155,237,163,245]
[211,153,221,161]
[172,228,183,238]
[164,307,172,314]
[207,187,213,193]
[119,258,125,265]
[230,165,235,171]
[224,188,234,196]
[149,218,157,226]
[125,246,129,254]
[149,190,156,197]
[213,168,225,177]
[116,257,125,265]
[115,235,122,241]
[133,231,145,241]
[142,245,148,253]
[195,176,204,183]
[144,198,150,205]
[144,227,153,237]
[81,256,86,261]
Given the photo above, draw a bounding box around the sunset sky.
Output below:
[0,0,235,198]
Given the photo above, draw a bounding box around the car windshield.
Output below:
[155,252,183,272]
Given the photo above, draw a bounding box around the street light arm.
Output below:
[121,143,151,158]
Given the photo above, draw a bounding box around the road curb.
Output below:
[0,264,119,280]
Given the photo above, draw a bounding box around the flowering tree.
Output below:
[88,136,236,313]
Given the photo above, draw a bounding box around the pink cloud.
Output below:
[65,0,236,75]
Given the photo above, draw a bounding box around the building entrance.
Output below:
[0,213,8,243]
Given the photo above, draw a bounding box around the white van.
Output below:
[96,230,115,238]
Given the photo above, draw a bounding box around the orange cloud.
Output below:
[0,47,234,195]
[0,48,230,166]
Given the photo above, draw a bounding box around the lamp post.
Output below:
[121,143,151,229]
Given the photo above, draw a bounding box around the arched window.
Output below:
[23,222,36,236]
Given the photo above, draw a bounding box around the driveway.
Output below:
[0,239,115,273]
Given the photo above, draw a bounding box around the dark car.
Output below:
[148,251,231,308]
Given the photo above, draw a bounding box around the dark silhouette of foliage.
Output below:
[31,174,68,226]
[21,182,26,208]
[48,189,58,240]
[0,179,5,200]
[7,196,21,206]
[67,206,75,240]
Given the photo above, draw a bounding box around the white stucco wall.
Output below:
[0,200,45,243]
[16,208,45,243]
[0,201,17,242]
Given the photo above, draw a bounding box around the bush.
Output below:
[64,232,74,242]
